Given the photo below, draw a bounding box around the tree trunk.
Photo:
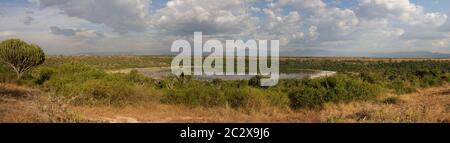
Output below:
[15,70,23,79]
[18,72,23,79]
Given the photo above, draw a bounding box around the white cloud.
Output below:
[36,0,151,34]
[432,40,449,48]
[2,0,449,55]
[150,0,259,36]
[439,18,450,32]
[263,0,359,48]
[357,0,447,26]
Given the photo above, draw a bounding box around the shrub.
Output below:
[225,88,251,108]
[360,71,385,84]
[41,62,158,106]
[73,79,135,106]
[161,85,289,110]
[31,67,55,85]
[249,88,289,108]
[58,78,156,106]
[161,87,226,107]
[212,78,224,89]
[288,75,382,109]
[389,79,416,94]
[0,63,15,82]
[289,87,328,109]
[248,75,262,87]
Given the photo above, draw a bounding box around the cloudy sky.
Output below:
[0,0,449,56]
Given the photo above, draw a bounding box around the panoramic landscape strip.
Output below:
[0,0,449,124]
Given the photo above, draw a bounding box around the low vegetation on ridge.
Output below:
[1,39,450,122]
[2,55,449,111]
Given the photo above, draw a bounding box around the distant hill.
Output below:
[73,50,450,58]
[281,50,450,58]
[373,51,450,58]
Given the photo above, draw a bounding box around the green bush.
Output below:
[161,87,226,107]
[73,79,136,106]
[248,75,262,87]
[288,75,382,109]
[211,78,224,89]
[40,62,158,106]
[31,67,55,85]
[289,87,325,109]
[389,79,417,94]
[225,88,251,108]
[161,85,289,110]
[0,63,15,82]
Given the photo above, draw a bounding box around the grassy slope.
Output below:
[1,83,448,123]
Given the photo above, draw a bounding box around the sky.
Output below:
[0,0,449,56]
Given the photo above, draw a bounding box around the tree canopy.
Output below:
[0,39,45,79]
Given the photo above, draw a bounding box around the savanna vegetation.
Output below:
[1,39,450,122]
[3,55,450,109]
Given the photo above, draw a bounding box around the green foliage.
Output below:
[44,55,172,70]
[0,39,45,79]
[248,75,270,88]
[0,63,15,82]
[30,67,55,85]
[5,55,450,111]
[388,79,417,94]
[161,87,226,107]
[287,75,382,109]
[161,83,289,110]
[40,62,158,106]
[159,59,449,110]
[72,79,137,106]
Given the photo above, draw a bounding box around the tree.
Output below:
[0,39,45,79]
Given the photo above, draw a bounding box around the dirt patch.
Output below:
[0,83,84,123]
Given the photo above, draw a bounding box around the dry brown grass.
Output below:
[0,83,84,123]
[0,83,46,122]
[1,83,449,123]
[71,101,321,123]
[72,85,450,123]
[320,85,450,123]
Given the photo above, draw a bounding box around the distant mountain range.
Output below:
[372,51,450,58]
[73,50,450,58]
[281,49,450,58]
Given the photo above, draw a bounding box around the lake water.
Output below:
[110,68,336,80]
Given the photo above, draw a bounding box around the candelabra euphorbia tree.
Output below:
[0,39,45,79]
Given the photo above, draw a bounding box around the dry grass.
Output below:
[71,85,450,123]
[320,85,450,123]
[0,83,46,122]
[0,83,84,123]
[72,103,321,123]
[1,83,449,123]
